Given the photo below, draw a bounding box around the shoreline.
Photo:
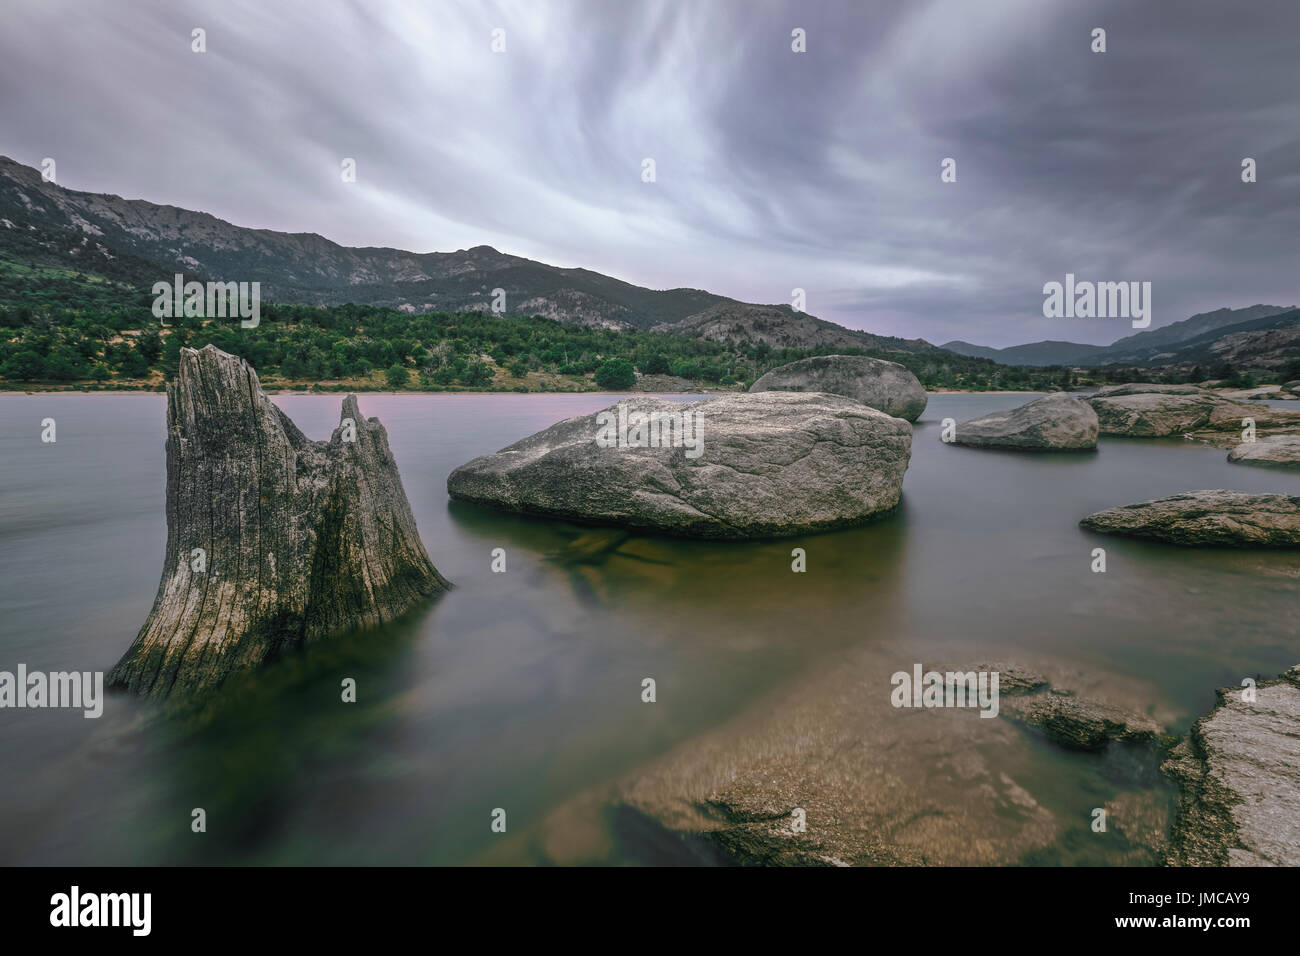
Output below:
[0,384,1066,397]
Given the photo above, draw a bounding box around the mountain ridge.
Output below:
[942,304,1297,367]
[0,155,921,353]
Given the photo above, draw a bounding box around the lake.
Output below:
[1,392,1296,864]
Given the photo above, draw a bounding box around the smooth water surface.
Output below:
[1,392,1296,864]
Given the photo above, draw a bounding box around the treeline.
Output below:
[0,295,1158,393]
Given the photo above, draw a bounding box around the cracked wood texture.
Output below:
[110,344,449,700]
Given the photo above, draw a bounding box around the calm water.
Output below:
[1,392,1296,865]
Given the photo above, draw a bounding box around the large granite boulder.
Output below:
[1227,434,1300,470]
[447,392,912,539]
[749,355,927,422]
[948,393,1098,451]
[1088,391,1300,438]
[1079,490,1300,547]
[110,345,450,700]
[1163,669,1300,865]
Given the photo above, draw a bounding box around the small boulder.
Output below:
[1088,391,1300,438]
[1091,383,1207,398]
[1217,384,1293,401]
[1227,434,1300,470]
[1080,490,1300,547]
[948,393,1098,451]
[749,354,927,422]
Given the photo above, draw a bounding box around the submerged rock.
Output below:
[110,345,449,700]
[1227,434,1300,470]
[748,354,927,422]
[1080,490,1300,547]
[1004,694,1161,750]
[950,662,1162,750]
[502,656,1175,866]
[447,392,912,540]
[1088,391,1300,439]
[948,393,1098,451]
[1163,668,1300,865]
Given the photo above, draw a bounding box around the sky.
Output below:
[1,0,1297,347]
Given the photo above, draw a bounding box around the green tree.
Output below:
[638,353,671,375]
[460,360,493,387]
[595,358,636,389]
[2,349,44,381]
[385,364,409,389]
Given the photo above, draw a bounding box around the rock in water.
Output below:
[1088,391,1300,439]
[948,393,1098,451]
[1079,490,1300,547]
[748,355,927,422]
[1163,669,1300,865]
[110,345,449,700]
[447,392,911,539]
[1227,434,1300,470]
[1090,383,1208,398]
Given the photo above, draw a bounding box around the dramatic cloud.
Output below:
[1,0,1296,345]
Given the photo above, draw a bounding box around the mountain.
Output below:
[651,301,925,352]
[1107,305,1295,354]
[939,340,1111,366]
[1154,308,1300,371]
[942,305,1297,367]
[0,155,931,355]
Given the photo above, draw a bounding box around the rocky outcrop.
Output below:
[510,656,1171,866]
[748,355,927,422]
[936,662,1162,750]
[1091,383,1208,398]
[980,665,1163,750]
[1088,391,1300,440]
[1218,384,1297,401]
[1080,490,1300,547]
[948,393,1098,451]
[1227,434,1300,470]
[1163,668,1300,866]
[447,392,912,540]
[109,345,449,700]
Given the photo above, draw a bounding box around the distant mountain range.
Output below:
[3,154,1297,373]
[942,305,1298,367]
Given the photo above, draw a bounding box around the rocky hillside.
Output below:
[651,301,924,353]
[944,305,1297,367]
[0,155,929,354]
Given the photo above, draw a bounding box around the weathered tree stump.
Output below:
[110,345,449,699]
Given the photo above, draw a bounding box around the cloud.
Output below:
[0,0,1296,346]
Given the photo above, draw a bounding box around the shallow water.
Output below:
[0,392,1296,864]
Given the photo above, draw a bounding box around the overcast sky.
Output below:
[2,0,1297,346]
